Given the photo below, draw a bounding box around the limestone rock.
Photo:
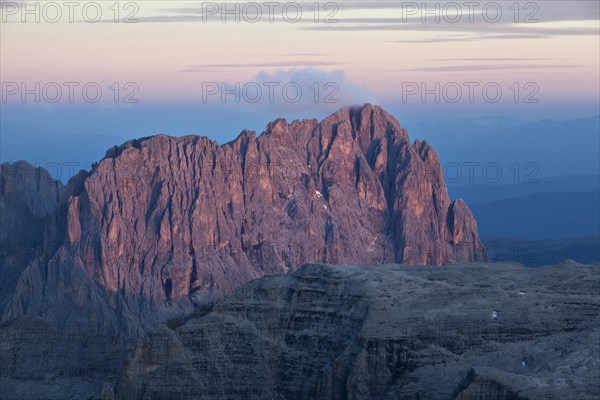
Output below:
[116,262,600,400]
[0,161,65,314]
[3,105,487,340]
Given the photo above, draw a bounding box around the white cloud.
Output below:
[202,68,376,116]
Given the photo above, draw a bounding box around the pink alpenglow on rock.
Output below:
[2,104,487,338]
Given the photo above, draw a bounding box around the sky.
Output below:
[1,0,599,180]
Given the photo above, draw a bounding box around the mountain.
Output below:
[1,104,487,341]
[0,161,65,314]
[447,177,600,265]
[448,175,600,205]
[408,115,600,182]
[0,104,488,399]
[115,262,600,400]
[483,236,600,267]
[470,192,600,240]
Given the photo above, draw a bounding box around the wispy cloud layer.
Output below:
[183,61,343,73]
[404,64,581,72]
[199,68,375,115]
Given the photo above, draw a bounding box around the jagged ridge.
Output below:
[2,104,487,339]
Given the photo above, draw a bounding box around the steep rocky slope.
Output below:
[0,161,65,314]
[0,163,126,399]
[0,318,127,400]
[2,104,486,339]
[116,261,600,400]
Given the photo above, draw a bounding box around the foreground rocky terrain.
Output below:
[116,261,599,400]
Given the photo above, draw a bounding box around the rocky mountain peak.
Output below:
[2,104,487,338]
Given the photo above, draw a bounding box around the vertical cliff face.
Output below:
[0,161,65,314]
[2,104,486,337]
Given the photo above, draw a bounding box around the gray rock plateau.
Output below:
[116,262,599,400]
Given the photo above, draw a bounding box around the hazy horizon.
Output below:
[2,1,599,174]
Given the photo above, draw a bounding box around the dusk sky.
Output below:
[1,0,599,178]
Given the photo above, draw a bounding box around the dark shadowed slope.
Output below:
[0,161,65,314]
[116,262,600,400]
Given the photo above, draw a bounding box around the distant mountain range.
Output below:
[448,175,599,266]
[408,115,600,182]
[449,174,600,204]
[470,191,599,240]
[482,236,599,267]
